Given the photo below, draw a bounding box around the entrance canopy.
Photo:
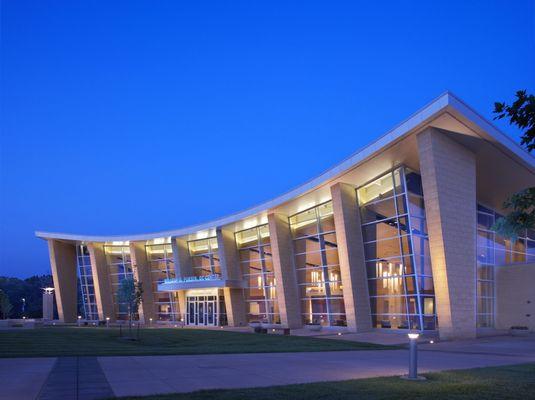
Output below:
[158,275,244,292]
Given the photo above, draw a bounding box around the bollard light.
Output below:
[106,317,110,328]
[77,315,82,326]
[403,332,425,381]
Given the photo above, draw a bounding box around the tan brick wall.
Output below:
[417,128,477,339]
[88,242,115,321]
[331,182,372,332]
[223,287,247,327]
[130,241,156,323]
[496,263,535,331]
[48,240,78,323]
[268,213,302,328]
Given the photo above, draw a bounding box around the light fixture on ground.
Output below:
[401,332,426,381]
[106,317,110,328]
[77,315,81,327]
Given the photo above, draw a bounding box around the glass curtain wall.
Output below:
[357,167,436,330]
[76,244,98,320]
[104,243,134,320]
[188,237,221,277]
[145,239,178,321]
[476,204,535,327]
[289,201,346,327]
[235,224,280,324]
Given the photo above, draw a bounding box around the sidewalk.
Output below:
[1,335,534,400]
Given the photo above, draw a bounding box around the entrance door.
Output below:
[198,300,205,325]
[206,300,215,325]
[186,295,217,326]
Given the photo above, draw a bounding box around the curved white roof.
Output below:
[35,92,535,242]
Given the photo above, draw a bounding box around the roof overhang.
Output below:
[35,91,535,243]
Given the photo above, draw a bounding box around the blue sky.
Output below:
[1,1,534,278]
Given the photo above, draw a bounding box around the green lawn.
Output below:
[117,363,535,400]
[0,327,394,357]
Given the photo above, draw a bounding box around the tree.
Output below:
[492,90,535,239]
[494,90,535,152]
[117,277,143,335]
[0,289,13,319]
[0,275,55,319]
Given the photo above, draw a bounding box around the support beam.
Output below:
[331,182,373,332]
[417,128,477,339]
[217,228,246,326]
[176,291,186,323]
[130,241,156,323]
[47,240,77,323]
[171,236,193,278]
[88,243,115,322]
[268,213,302,329]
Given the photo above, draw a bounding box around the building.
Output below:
[36,92,535,340]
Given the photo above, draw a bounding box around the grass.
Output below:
[117,363,535,400]
[0,326,394,357]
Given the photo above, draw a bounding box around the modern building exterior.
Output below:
[36,93,535,340]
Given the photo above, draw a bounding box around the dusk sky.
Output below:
[1,1,534,278]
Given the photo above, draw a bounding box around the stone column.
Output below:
[217,228,247,326]
[47,240,78,323]
[176,291,187,323]
[331,182,373,332]
[417,127,477,339]
[268,213,302,329]
[171,236,193,278]
[88,243,115,321]
[130,241,156,323]
[42,289,55,321]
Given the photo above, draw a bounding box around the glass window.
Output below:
[290,201,346,326]
[358,168,436,331]
[236,224,279,324]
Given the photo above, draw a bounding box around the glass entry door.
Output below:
[186,295,218,326]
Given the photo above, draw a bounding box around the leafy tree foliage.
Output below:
[492,90,535,239]
[0,289,13,319]
[0,275,56,318]
[494,90,535,152]
[117,277,143,331]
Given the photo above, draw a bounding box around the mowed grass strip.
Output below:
[0,327,395,357]
[117,363,535,400]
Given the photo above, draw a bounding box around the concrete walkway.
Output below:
[0,358,55,400]
[1,335,534,399]
[36,357,114,400]
[99,344,535,397]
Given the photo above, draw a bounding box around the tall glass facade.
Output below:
[357,168,436,330]
[104,243,134,320]
[289,201,346,327]
[76,244,98,320]
[476,204,535,327]
[236,224,280,324]
[145,239,178,321]
[188,237,221,277]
